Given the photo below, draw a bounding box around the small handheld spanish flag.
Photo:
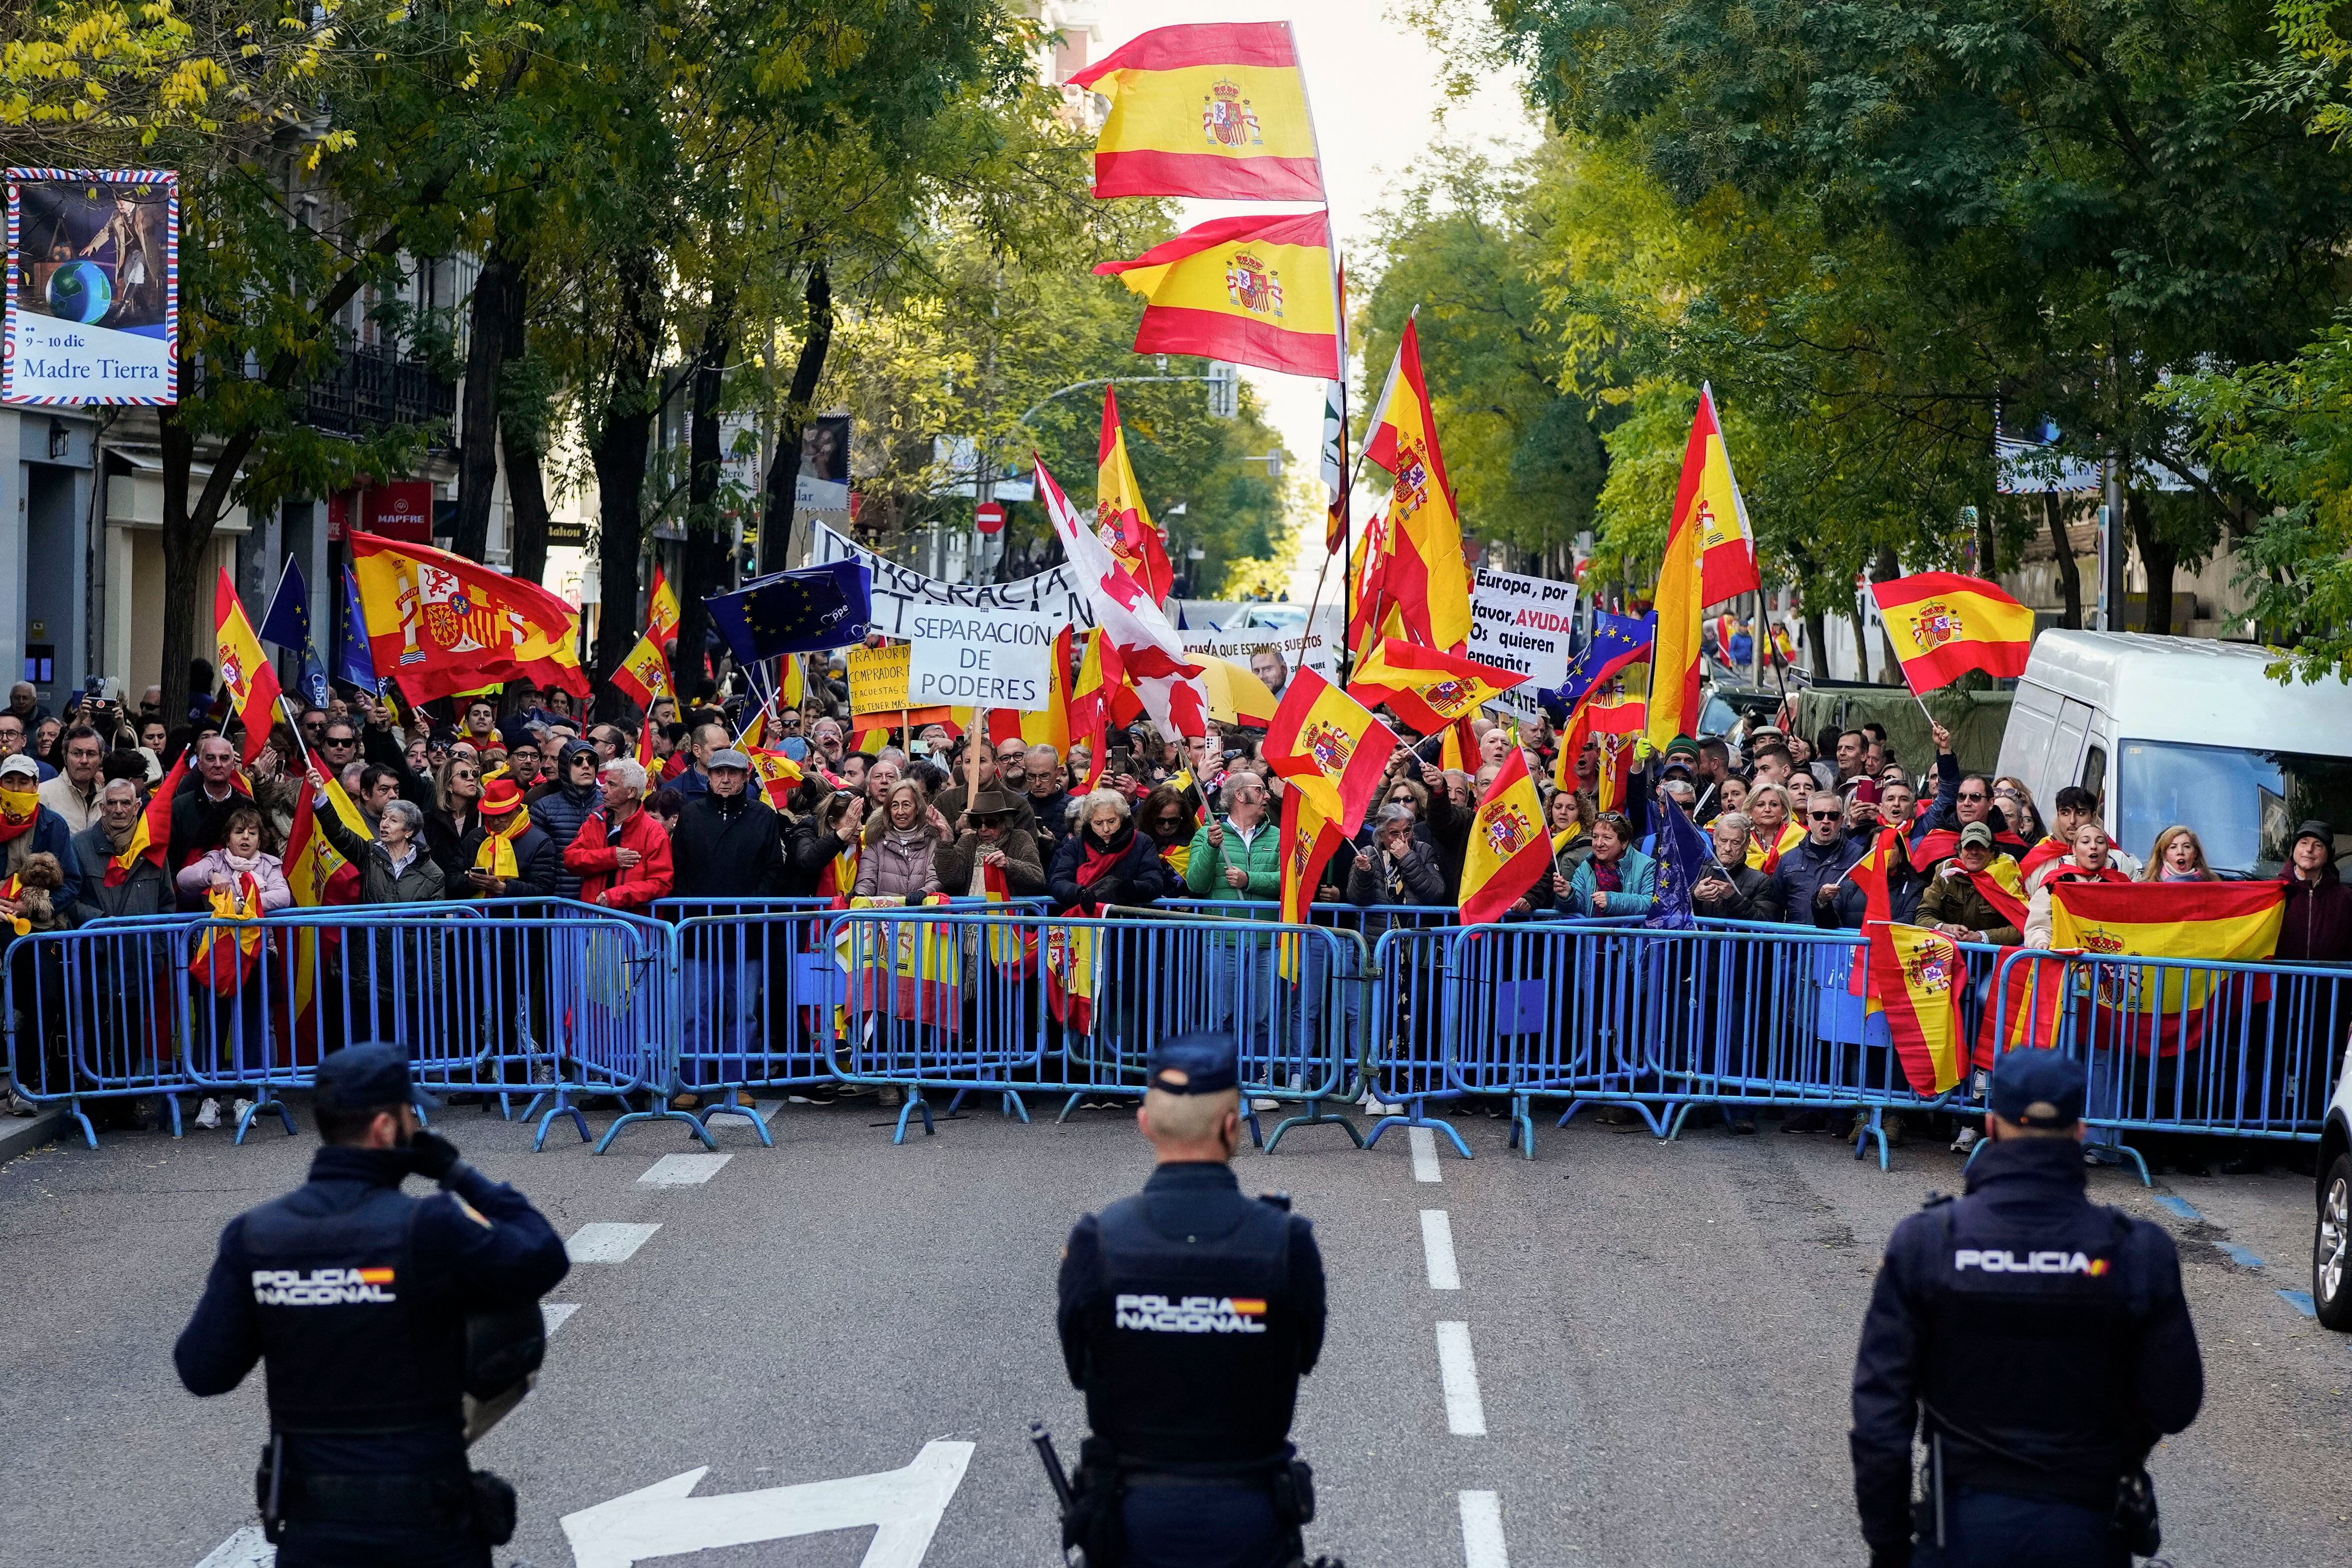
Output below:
[1870,572,2036,696]
[1261,666,1397,838]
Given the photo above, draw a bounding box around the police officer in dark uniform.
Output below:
[174,1043,571,1567]
[1057,1030,1330,1568]
[1850,1051,2204,1567]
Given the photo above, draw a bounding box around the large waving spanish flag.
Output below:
[2049,880,2286,1055]
[1348,639,1524,733]
[1097,386,1173,606]
[215,570,284,766]
[1643,394,1718,749]
[1870,922,1968,1095]
[1871,572,2036,696]
[1360,315,1473,651]
[1070,22,1324,202]
[349,532,591,703]
[1262,666,1397,837]
[1097,211,1340,380]
[1683,386,1760,607]
[1458,749,1551,925]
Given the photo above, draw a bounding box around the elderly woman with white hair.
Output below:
[1047,787,1173,914]
[307,764,445,906]
[562,755,674,912]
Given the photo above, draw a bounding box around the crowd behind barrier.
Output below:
[9,895,2349,1178]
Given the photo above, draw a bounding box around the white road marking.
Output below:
[1459,1489,1509,1568]
[193,1525,273,1568]
[567,1222,662,1262]
[562,1439,976,1568]
[1421,1209,1461,1290]
[639,1152,734,1185]
[1409,1126,1443,1183]
[542,1301,582,1334]
[1435,1321,1487,1435]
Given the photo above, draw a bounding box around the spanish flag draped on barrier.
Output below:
[190,874,268,997]
[1870,572,2036,695]
[1459,750,1551,924]
[981,862,1038,977]
[1096,211,1341,381]
[1870,921,1968,1094]
[840,896,961,1034]
[1348,639,1524,734]
[1262,666,1396,837]
[214,571,282,766]
[1097,387,1175,606]
[1069,22,1324,201]
[285,767,369,1035]
[348,532,590,703]
[2048,881,2286,1055]
[1359,315,1473,653]
[1646,388,1754,748]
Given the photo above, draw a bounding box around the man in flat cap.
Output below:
[174,1043,569,1566]
[1056,1031,1331,1567]
[1850,1051,2204,1567]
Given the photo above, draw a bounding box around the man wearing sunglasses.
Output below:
[1771,790,1869,931]
[1910,722,2031,875]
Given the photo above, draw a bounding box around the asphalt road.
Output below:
[2,1096,2346,1567]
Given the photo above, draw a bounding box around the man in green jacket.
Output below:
[1183,773,1282,1053]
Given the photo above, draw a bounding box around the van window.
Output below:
[2080,745,2106,807]
[2116,740,2352,876]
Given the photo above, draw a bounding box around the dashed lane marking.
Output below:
[2218,1242,2267,1270]
[640,1153,734,1186]
[1421,1209,1461,1291]
[543,1301,582,1334]
[1435,1321,1487,1436]
[2281,1289,2317,1318]
[1458,1489,1509,1568]
[568,1222,662,1262]
[2154,1195,2202,1221]
[1409,1127,1443,1183]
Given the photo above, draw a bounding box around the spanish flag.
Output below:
[1869,921,1968,1095]
[2049,881,2286,1055]
[1348,639,1525,734]
[1683,386,1759,605]
[1846,826,1911,1003]
[107,754,183,888]
[1097,387,1173,606]
[1871,572,2036,696]
[1360,315,1473,652]
[647,565,681,643]
[1069,22,1324,202]
[348,532,591,703]
[611,631,673,714]
[1277,786,1348,981]
[1096,211,1340,380]
[1068,627,1119,791]
[1646,387,1749,748]
[285,767,369,1033]
[1262,666,1398,837]
[215,570,284,766]
[1458,749,1551,925]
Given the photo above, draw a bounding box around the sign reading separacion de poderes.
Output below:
[809,522,1099,636]
[4,169,179,406]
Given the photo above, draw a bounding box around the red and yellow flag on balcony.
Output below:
[214,569,285,766]
[1096,211,1340,381]
[1869,921,1968,1094]
[1348,639,1525,734]
[1359,315,1473,652]
[1871,572,2037,696]
[1097,386,1174,606]
[1070,22,1324,202]
[1262,666,1397,837]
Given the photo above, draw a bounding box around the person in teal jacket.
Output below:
[1182,773,1282,1051]
[1562,812,1658,918]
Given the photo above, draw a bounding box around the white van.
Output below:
[1995,631,2352,878]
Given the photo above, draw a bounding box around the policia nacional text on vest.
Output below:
[1849,1051,2205,1568]
[1055,1031,1341,1568]
[174,1044,571,1568]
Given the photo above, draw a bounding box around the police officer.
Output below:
[1057,1030,1329,1568]
[1850,1051,2204,1567]
[174,1043,570,1567]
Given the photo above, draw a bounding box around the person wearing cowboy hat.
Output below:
[934,781,1046,898]
[453,775,561,902]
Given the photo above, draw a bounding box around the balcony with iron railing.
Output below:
[299,344,456,437]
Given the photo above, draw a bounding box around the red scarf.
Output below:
[2048,863,2132,888]
[2019,834,2068,885]
[1073,831,1128,913]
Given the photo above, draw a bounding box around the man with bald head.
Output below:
[1024,743,1074,856]
[670,721,729,798]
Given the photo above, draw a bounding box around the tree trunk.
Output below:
[502,421,553,590]
[449,239,519,562]
[677,291,735,698]
[2128,489,2176,636]
[1976,503,1998,580]
[591,256,662,684]
[2044,492,2081,630]
[759,258,832,575]
[157,400,209,728]
[1804,607,1829,680]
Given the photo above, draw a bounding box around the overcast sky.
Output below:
[1085,1,1537,599]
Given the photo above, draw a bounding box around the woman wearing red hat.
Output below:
[455,775,561,902]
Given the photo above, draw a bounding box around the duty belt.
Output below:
[276,1470,474,1527]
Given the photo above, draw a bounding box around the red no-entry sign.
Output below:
[975,500,1006,534]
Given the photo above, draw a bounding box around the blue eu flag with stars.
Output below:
[1543,609,1655,723]
[1644,774,1709,931]
[704,560,873,665]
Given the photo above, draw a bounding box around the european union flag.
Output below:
[258,557,334,710]
[338,566,383,695]
[1546,609,1656,721]
[704,560,872,665]
[1644,778,1709,931]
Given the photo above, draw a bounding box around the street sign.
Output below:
[974,500,1006,534]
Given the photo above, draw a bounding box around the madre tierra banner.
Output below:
[5,169,179,406]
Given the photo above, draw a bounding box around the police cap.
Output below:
[1145,1030,1240,1096]
[1988,1049,2084,1129]
[315,1041,437,1113]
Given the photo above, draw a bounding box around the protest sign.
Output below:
[848,643,910,714]
[904,608,1059,711]
[1467,565,1577,692]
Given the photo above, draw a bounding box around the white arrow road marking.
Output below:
[567,1222,662,1262]
[561,1439,976,1568]
[1408,1126,1442,1183]
[1435,1321,1486,1435]
[1459,1490,1509,1567]
[639,1152,733,1185]
[192,1524,272,1567]
[1420,1209,1460,1290]
[543,1301,582,1334]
